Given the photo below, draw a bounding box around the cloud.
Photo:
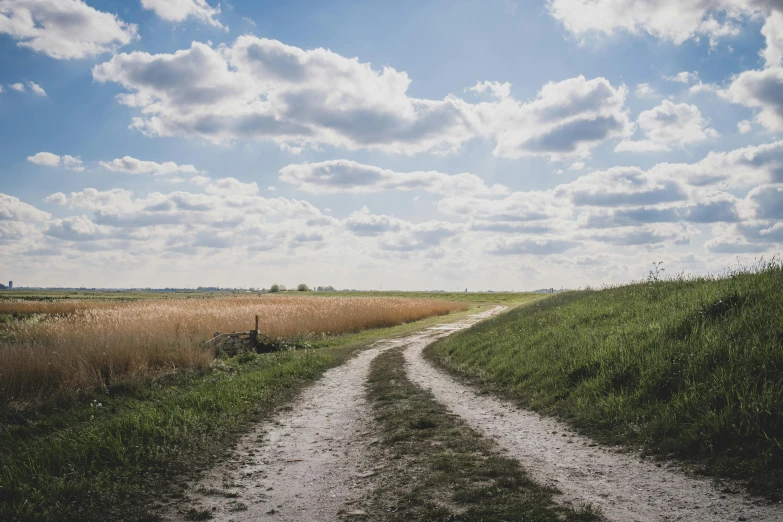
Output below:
[556,167,688,207]
[45,215,118,242]
[92,37,481,155]
[615,100,718,152]
[663,71,700,84]
[92,37,629,159]
[689,81,720,95]
[738,119,753,133]
[481,75,631,160]
[760,10,783,66]
[438,190,569,223]
[748,183,783,219]
[377,221,461,252]
[547,0,743,46]
[345,207,404,236]
[10,83,24,92]
[141,0,224,29]
[634,83,657,98]
[589,223,697,246]
[547,1,783,66]
[99,156,202,176]
[685,192,742,223]
[344,207,460,252]
[0,193,51,222]
[705,235,770,253]
[722,66,783,130]
[27,152,84,171]
[204,177,260,196]
[487,236,577,255]
[279,159,510,196]
[0,0,137,59]
[28,81,46,96]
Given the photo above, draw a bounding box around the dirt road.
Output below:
[166,306,504,522]
[404,322,783,522]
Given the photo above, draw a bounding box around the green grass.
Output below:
[0,350,344,521]
[428,260,783,498]
[364,347,599,521]
[0,307,486,522]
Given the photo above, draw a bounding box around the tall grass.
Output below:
[430,259,783,495]
[0,296,466,409]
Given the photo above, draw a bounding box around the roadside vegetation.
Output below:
[0,296,466,409]
[365,347,599,521]
[0,305,481,522]
[429,259,783,497]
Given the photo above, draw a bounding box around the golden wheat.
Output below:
[0,296,466,408]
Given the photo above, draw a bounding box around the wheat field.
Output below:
[0,295,467,409]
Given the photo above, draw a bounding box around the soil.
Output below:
[164,307,503,521]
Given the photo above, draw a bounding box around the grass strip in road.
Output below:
[428,260,783,499]
[0,306,487,522]
[364,347,600,521]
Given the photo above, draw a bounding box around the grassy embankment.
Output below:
[0,296,502,522]
[429,261,783,497]
[364,347,599,521]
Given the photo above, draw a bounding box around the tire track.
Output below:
[165,307,503,522]
[404,324,783,522]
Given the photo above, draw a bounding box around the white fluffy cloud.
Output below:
[548,1,783,66]
[761,10,783,65]
[616,100,718,152]
[27,152,84,171]
[279,160,510,196]
[476,75,631,160]
[722,67,783,130]
[41,185,334,256]
[1,193,50,222]
[92,37,480,155]
[738,119,753,133]
[99,156,202,176]
[141,0,224,29]
[0,0,137,59]
[10,83,24,92]
[635,83,657,98]
[92,37,630,159]
[664,71,700,83]
[28,81,46,96]
[548,0,743,45]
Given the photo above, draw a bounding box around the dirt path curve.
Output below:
[165,306,504,522]
[405,307,783,522]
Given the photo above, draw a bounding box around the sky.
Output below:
[1,0,782,291]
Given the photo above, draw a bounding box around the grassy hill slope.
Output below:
[429,260,783,497]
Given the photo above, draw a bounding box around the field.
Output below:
[429,260,783,496]
[0,294,488,521]
[0,295,467,410]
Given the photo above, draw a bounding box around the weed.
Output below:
[365,347,600,521]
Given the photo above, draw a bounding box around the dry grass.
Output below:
[0,296,466,410]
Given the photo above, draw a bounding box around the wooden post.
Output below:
[250,315,260,351]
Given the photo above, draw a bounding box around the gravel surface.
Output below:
[165,307,502,521]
